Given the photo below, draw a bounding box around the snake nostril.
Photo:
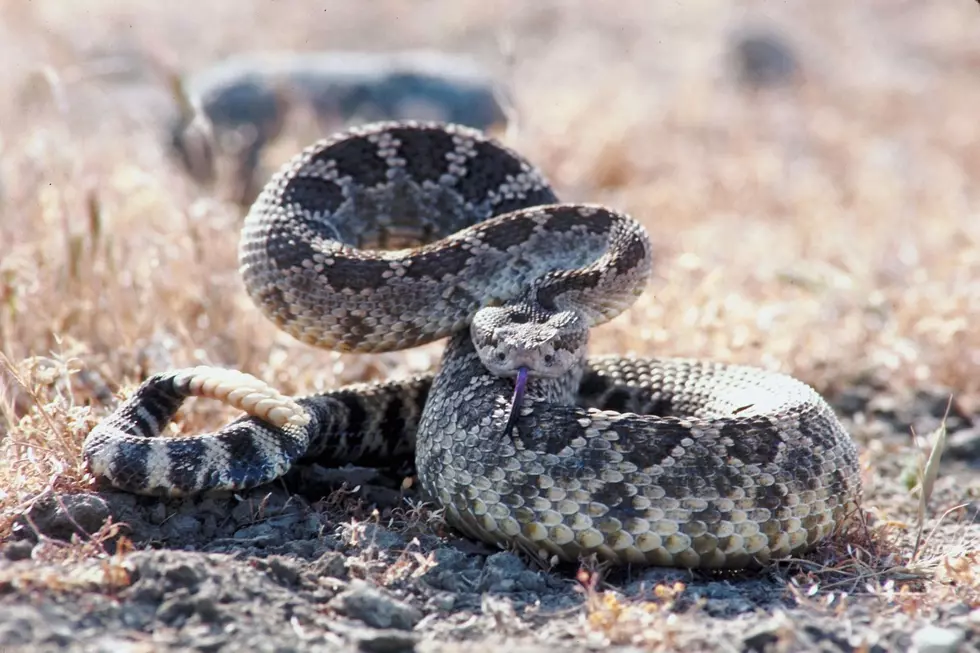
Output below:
[543,354,554,365]
[495,351,507,362]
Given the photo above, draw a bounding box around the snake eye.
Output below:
[543,354,554,365]
[495,352,507,362]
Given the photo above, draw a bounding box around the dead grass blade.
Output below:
[911,397,951,564]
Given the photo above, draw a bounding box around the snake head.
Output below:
[471,300,589,437]
[470,304,587,379]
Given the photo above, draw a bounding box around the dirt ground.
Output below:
[1,1,979,652]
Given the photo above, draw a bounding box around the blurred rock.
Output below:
[19,493,111,542]
[327,580,423,630]
[730,29,800,89]
[166,49,509,207]
[910,625,966,653]
[946,426,980,462]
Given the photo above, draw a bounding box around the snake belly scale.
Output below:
[83,121,862,569]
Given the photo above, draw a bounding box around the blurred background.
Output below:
[1,0,979,413]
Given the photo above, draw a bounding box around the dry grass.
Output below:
[1,0,979,638]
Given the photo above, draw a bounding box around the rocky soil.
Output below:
[2,386,978,653]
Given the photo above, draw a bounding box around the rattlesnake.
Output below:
[84,121,862,569]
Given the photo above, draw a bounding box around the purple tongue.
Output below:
[502,367,529,436]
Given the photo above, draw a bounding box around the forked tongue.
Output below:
[502,366,529,436]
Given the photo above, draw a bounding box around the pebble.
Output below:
[730,30,799,88]
[419,548,482,592]
[832,384,875,416]
[162,513,202,539]
[910,625,966,653]
[261,555,303,586]
[704,597,754,616]
[3,539,35,561]
[23,493,111,542]
[328,580,422,630]
[425,593,457,612]
[741,625,781,653]
[148,502,168,525]
[308,550,349,579]
[353,628,419,653]
[354,523,407,552]
[479,552,547,593]
[946,427,980,462]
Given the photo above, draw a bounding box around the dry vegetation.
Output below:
[0,0,979,650]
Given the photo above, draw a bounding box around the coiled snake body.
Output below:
[84,121,861,569]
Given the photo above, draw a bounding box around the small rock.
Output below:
[801,625,854,652]
[267,513,305,533]
[913,388,970,422]
[162,562,205,589]
[866,387,972,439]
[92,636,155,653]
[232,523,282,545]
[833,385,875,416]
[910,625,966,653]
[192,595,222,623]
[425,593,456,612]
[484,551,526,575]
[200,514,219,539]
[147,502,167,525]
[354,628,419,653]
[262,555,302,586]
[479,552,546,593]
[119,603,156,629]
[730,29,799,89]
[945,602,973,618]
[431,547,476,570]
[190,633,228,653]
[328,580,422,630]
[3,539,34,561]
[285,538,317,559]
[309,551,349,580]
[125,583,163,604]
[230,499,258,524]
[162,513,202,539]
[100,491,138,512]
[23,493,111,542]
[704,597,754,616]
[946,427,980,462]
[420,548,481,592]
[156,594,196,626]
[697,581,743,601]
[352,523,407,553]
[742,624,783,652]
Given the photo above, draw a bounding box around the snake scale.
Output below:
[83,121,862,569]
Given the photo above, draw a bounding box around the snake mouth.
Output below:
[503,366,529,436]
